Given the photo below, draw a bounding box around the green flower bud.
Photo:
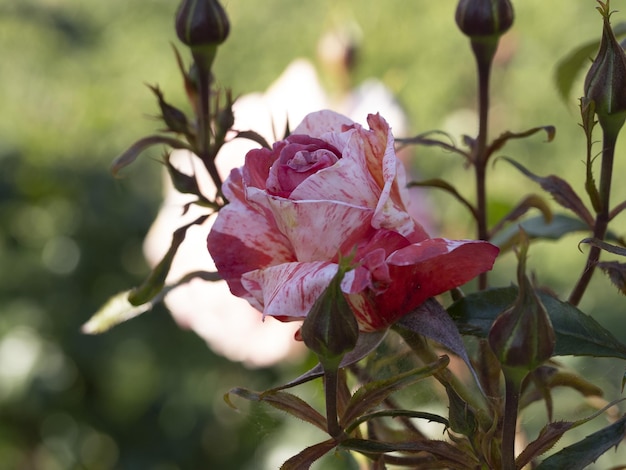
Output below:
[584,1,626,134]
[175,0,230,48]
[488,231,555,373]
[455,0,514,38]
[300,261,359,369]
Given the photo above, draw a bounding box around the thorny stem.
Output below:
[569,130,618,305]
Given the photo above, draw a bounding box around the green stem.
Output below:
[568,130,618,305]
[323,366,341,438]
[470,38,497,290]
[395,327,490,427]
[501,370,524,470]
[191,48,226,203]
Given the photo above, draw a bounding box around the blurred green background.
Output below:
[1,0,626,468]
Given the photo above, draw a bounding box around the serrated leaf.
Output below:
[518,399,625,468]
[344,410,449,435]
[580,237,626,257]
[598,261,626,295]
[128,214,209,305]
[448,286,626,360]
[82,290,152,334]
[225,387,327,432]
[111,135,190,177]
[555,22,626,104]
[280,439,337,470]
[341,356,449,427]
[535,414,626,470]
[490,214,591,251]
[340,437,479,468]
[500,157,594,226]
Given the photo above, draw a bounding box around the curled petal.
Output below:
[379,239,500,323]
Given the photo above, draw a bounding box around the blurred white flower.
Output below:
[144,47,419,367]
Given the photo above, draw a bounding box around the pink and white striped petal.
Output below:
[242,261,339,321]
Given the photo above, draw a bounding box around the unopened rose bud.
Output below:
[300,262,359,368]
[584,1,626,133]
[455,0,514,38]
[175,0,230,48]
[488,232,555,372]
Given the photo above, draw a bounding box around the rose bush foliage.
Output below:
[208,110,498,332]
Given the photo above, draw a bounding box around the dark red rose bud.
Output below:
[584,0,626,134]
[175,0,230,48]
[488,231,555,373]
[455,0,514,38]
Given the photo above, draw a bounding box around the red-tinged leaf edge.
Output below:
[535,413,626,470]
[340,356,449,427]
[340,437,479,468]
[224,387,327,433]
[487,125,556,157]
[518,399,626,468]
[111,135,191,177]
[407,179,477,218]
[448,286,626,360]
[280,439,337,470]
[344,410,449,435]
[499,157,594,227]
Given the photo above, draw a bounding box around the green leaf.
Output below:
[490,214,590,250]
[280,439,337,470]
[340,356,449,427]
[225,387,327,433]
[555,22,626,104]
[128,214,209,306]
[81,290,152,334]
[448,286,626,360]
[535,414,626,470]
[517,399,625,468]
[344,410,449,435]
[111,135,191,177]
[83,271,221,333]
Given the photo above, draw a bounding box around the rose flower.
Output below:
[208,110,498,333]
